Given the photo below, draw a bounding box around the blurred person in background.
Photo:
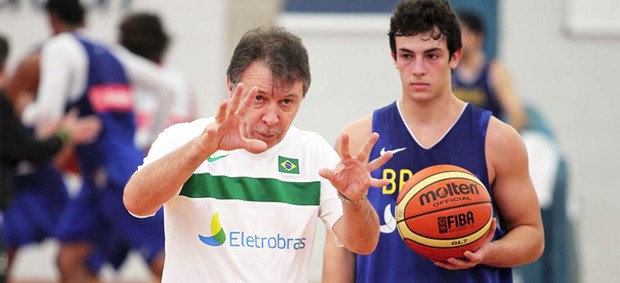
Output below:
[18,0,184,281]
[0,34,101,283]
[118,12,197,153]
[452,10,527,131]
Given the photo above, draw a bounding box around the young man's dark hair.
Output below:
[388,0,462,60]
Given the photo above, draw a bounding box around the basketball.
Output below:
[395,164,493,261]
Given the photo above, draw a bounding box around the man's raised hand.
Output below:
[202,83,267,154]
[319,133,393,201]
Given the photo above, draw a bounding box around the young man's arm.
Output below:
[482,118,544,266]
[434,117,544,269]
[323,231,356,283]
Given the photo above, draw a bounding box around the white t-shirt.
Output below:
[140,118,344,283]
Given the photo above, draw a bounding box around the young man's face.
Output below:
[230,61,304,149]
[393,31,462,101]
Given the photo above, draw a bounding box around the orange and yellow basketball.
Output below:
[395,164,493,261]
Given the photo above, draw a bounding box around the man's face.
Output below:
[393,31,461,101]
[231,61,304,150]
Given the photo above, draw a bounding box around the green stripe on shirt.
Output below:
[180,173,321,206]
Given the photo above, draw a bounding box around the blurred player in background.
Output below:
[0,34,101,283]
[17,0,184,281]
[118,12,197,153]
[452,10,527,131]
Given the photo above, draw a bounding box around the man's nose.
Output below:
[262,106,279,126]
[412,59,426,76]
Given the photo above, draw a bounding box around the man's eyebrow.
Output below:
[424,47,443,53]
[398,47,413,53]
[397,47,443,54]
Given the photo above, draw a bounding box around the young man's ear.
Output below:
[226,77,234,97]
[449,48,463,69]
[391,50,398,68]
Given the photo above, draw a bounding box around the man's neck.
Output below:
[398,95,466,148]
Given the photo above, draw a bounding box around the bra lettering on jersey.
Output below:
[88,84,133,112]
[381,168,413,194]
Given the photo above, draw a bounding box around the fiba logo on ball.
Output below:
[395,164,494,261]
[437,211,476,234]
[437,216,448,233]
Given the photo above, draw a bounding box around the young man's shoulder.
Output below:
[342,115,373,136]
[334,114,373,154]
[486,116,521,144]
[485,116,527,166]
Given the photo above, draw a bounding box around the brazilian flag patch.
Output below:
[278,156,300,174]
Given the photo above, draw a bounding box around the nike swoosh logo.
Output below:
[380,204,396,233]
[207,155,229,162]
[380,147,407,156]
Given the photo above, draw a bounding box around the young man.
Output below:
[19,0,182,281]
[452,10,527,131]
[123,27,392,282]
[322,0,544,282]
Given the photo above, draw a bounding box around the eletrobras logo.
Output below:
[198,212,307,250]
[198,213,227,246]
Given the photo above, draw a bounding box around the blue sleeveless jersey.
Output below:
[355,101,512,283]
[68,36,142,189]
[452,62,504,120]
